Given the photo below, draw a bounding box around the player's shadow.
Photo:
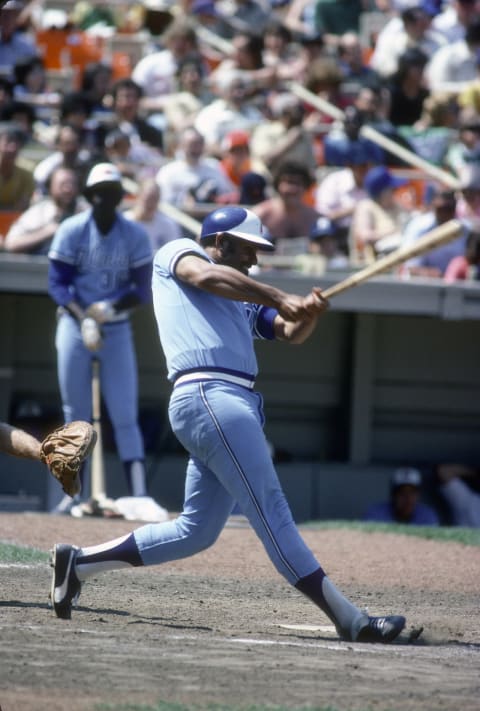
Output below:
[0,600,210,628]
[0,600,130,618]
[126,615,213,632]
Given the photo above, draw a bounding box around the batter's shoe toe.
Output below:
[355,615,406,643]
[50,543,81,619]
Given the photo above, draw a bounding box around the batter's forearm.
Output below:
[188,264,286,310]
[279,315,319,344]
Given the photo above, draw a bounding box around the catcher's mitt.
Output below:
[40,421,97,497]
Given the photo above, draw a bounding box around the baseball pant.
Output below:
[134,380,319,584]
[55,313,144,462]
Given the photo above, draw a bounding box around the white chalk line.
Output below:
[0,563,43,569]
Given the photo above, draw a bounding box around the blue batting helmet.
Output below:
[200,206,275,251]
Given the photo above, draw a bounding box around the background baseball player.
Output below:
[47,162,164,514]
[50,206,406,643]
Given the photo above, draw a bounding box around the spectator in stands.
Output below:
[161,56,214,135]
[156,126,234,213]
[354,85,391,126]
[80,61,113,116]
[436,463,480,526]
[110,78,164,155]
[194,69,264,156]
[3,166,87,255]
[250,92,318,180]
[58,91,106,158]
[303,55,350,119]
[214,0,271,39]
[238,170,268,206]
[132,17,201,107]
[425,16,480,93]
[444,223,480,281]
[0,0,38,82]
[323,104,384,167]
[0,124,34,210]
[364,467,440,525]
[218,129,252,188]
[314,140,371,256]
[263,18,295,71]
[401,186,468,277]
[275,29,327,85]
[444,106,480,178]
[352,84,417,167]
[209,31,277,94]
[123,178,182,251]
[283,0,317,37]
[403,91,459,166]
[304,215,349,273]
[33,123,92,197]
[314,0,363,40]
[456,164,480,220]
[337,31,379,87]
[387,48,430,127]
[432,0,480,44]
[369,1,445,80]
[349,165,409,264]
[12,55,59,110]
[0,98,36,138]
[253,160,319,254]
[102,128,162,186]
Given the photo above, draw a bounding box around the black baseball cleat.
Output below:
[50,543,81,619]
[355,615,406,643]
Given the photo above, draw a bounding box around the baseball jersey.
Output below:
[152,238,277,382]
[48,210,152,309]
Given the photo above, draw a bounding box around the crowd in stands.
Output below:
[1,0,480,281]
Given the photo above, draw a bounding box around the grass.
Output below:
[0,521,478,566]
[0,540,48,563]
[300,520,480,546]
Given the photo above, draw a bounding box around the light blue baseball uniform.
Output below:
[48,210,152,462]
[133,238,320,584]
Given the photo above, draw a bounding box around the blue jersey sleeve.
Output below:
[48,259,77,306]
[245,304,277,340]
[48,213,87,265]
[113,261,153,309]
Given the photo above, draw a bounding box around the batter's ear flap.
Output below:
[217,233,234,256]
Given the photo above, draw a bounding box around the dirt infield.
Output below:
[0,512,479,711]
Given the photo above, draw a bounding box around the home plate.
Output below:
[278,624,336,633]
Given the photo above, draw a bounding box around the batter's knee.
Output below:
[176,515,222,552]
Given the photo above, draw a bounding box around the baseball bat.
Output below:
[90,358,106,501]
[160,206,463,300]
[321,219,463,299]
[287,83,461,190]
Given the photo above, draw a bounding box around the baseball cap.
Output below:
[200,206,275,251]
[85,162,122,189]
[364,166,407,198]
[391,468,422,488]
[310,216,335,241]
[221,130,250,152]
